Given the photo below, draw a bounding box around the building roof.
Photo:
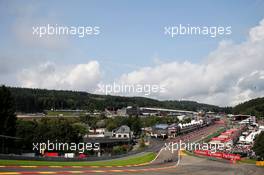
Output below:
[113,125,131,133]
[84,137,131,144]
[154,124,169,130]
[139,107,197,114]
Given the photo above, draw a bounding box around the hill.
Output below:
[7,86,223,113]
[233,97,264,118]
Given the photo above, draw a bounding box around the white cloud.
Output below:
[249,19,264,42]
[18,61,102,92]
[2,1,264,107]
[118,19,264,106]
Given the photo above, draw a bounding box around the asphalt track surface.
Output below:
[1,124,263,174]
[1,155,263,175]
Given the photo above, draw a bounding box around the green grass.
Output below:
[239,158,256,164]
[46,111,81,117]
[0,152,156,166]
[202,127,225,143]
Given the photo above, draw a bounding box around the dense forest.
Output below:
[233,97,264,118]
[7,87,224,113]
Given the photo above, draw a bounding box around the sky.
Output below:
[0,0,264,106]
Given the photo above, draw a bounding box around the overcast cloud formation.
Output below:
[118,19,264,106]
[18,61,101,92]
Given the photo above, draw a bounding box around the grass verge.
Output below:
[201,127,225,143]
[238,158,256,164]
[0,152,156,166]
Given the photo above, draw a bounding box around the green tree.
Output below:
[7,86,224,114]
[72,122,88,137]
[80,114,91,124]
[112,145,127,155]
[253,131,264,160]
[96,120,106,128]
[16,120,37,150]
[33,118,84,144]
[106,119,118,131]
[139,136,146,149]
[0,86,17,153]
[131,116,142,136]
[80,114,98,129]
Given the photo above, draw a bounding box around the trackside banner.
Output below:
[194,150,241,160]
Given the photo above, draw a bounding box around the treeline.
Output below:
[0,85,88,153]
[8,87,224,113]
[15,118,87,152]
[0,86,17,152]
[233,97,264,118]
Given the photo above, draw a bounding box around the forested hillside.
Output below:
[7,87,222,113]
[233,97,264,118]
